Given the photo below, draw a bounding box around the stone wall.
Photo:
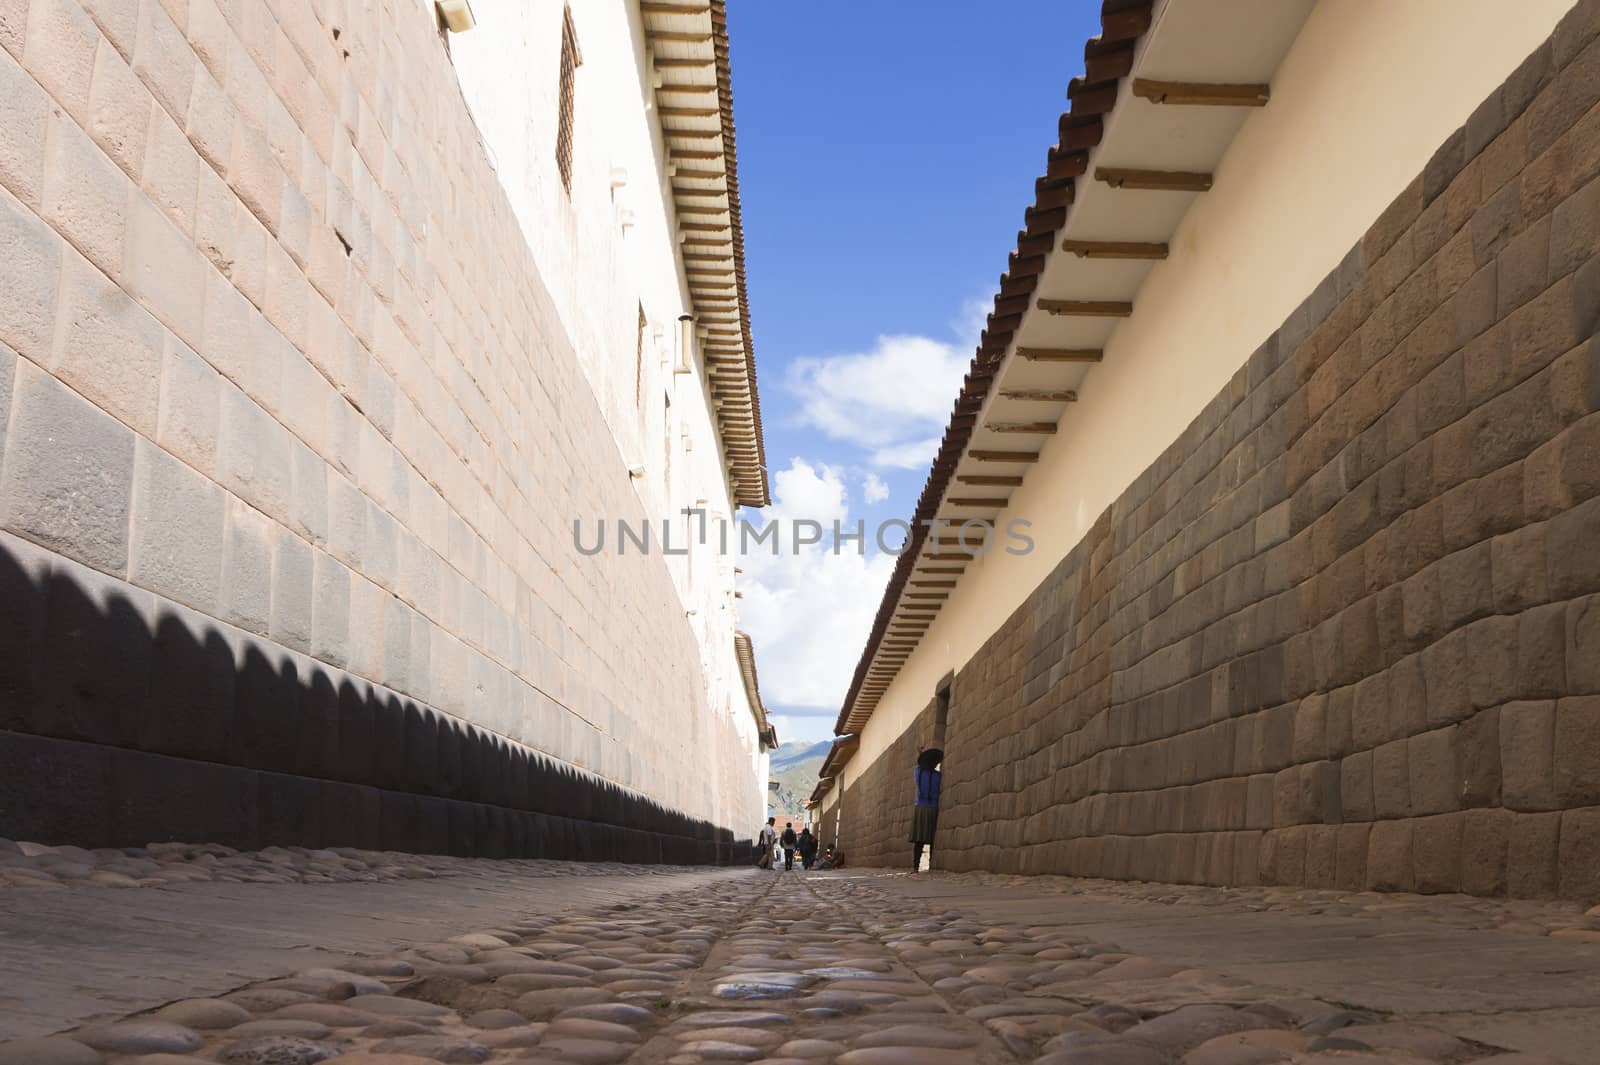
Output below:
[834,701,938,869]
[0,0,759,858]
[838,20,1600,898]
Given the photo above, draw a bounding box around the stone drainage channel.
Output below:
[1,870,1535,1065]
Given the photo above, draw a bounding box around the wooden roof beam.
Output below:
[968,450,1040,462]
[998,388,1079,402]
[1095,167,1213,192]
[1036,300,1132,317]
[1061,240,1168,259]
[947,497,1010,507]
[1016,347,1103,363]
[986,421,1058,434]
[1132,79,1270,107]
[956,475,1023,486]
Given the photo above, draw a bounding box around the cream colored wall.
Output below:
[854,0,1579,771]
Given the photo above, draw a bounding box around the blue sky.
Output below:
[727,0,1105,745]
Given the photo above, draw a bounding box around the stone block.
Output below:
[1438,541,1494,630]
[1457,706,1502,808]
[156,337,220,475]
[140,105,197,236]
[1461,808,1511,897]
[201,268,279,411]
[1496,214,1550,318]
[108,745,259,850]
[1300,760,1341,824]
[270,523,313,654]
[50,249,163,437]
[1421,627,1472,727]
[1334,822,1370,890]
[86,36,148,180]
[1557,807,1600,900]
[23,0,99,123]
[228,119,284,233]
[42,110,127,280]
[326,472,364,570]
[1365,820,1415,892]
[1467,614,1519,710]
[1491,522,1549,612]
[1553,695,1600,806]
[1407,726,1461,816]
[0,43,50,208]
[1547,494,1600,598]
[1372,738,1412,819]
[1340,750,1374,822]
[1552,173,1600,279]
[1292,692,1328,762]
[215,384,292,525]
[0,360,135,573]
[310,549,350,668]
[128,439,224,613]
[1511,602,1563,702]
[1500,700,1557,810]
[1506,811,1561,897]
[1401,563,1442,652]
[0,178,64,363]
[220,496,272,635]
[124,188,204,347]
[131,0,192,117]
[1412,812,1465,893]
[0,730,113,847]
[364,497,399,592]
[1387,654,1429,740]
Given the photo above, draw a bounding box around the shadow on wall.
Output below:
[0,540,741,864]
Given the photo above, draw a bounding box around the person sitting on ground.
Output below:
[757,817,776,870]
[797,826,818,869]
[780,822,798,871]
[818,845,844,869]
[910,746,942,872]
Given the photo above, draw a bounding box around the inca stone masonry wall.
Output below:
[0,0,757,859]
[839,19,1600,898]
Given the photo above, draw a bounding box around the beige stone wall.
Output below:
[837,11,1600,898]
[0,0,761,850]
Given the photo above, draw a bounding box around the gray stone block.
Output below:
[380,593,411,694]
[364,497,399,591]
[1,173,66,365]
[221,497,273,635]
[0,361,135,573]
[129,439,225,613]
[215,383,292,525]
[270,524,314,654]
[289,439,328,547]
[326,472,364,570]
[310,549,351,668]
[156,338,220,476]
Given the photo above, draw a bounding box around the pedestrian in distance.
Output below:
[797,825,818,869]
[780,821,798,871]
[911,746,942,871]
[757,817,776,870]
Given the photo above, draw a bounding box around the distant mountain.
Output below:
[767,740,830,822]
[771,739,830,771]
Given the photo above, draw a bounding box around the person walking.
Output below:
[797,826,817,869]
[910,747,942,871]
[779,822,798,871]
[757,817,776,870]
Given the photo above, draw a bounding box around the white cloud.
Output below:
[862,473,889,504]
[786,335,968,453]
[870,438,940,470]
[738,458,897,711]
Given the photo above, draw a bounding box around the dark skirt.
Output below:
[909,805,939,844]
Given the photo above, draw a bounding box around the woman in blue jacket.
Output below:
[911,747,942,871]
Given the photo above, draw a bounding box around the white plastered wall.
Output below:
[853,0,1579,773]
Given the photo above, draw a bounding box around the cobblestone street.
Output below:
[5,846,1600,1065]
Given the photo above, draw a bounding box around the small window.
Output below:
[556,7,579,193]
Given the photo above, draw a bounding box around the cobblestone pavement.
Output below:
[5,852,1600,1065]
